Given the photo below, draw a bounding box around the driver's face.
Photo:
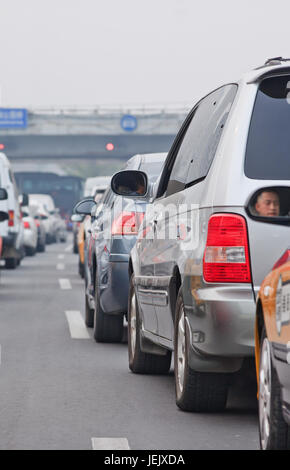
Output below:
[255,192,280,217]
[136,183,145,195]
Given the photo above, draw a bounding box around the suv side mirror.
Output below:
[0,211,8,221]
[71,214,85,223]
[247,186,290,225]
[19,193,29,206]
[0,188,8,201]
[73,197,96,216]
[111,170,148,197]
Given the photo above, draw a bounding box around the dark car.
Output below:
[74,153,167,343]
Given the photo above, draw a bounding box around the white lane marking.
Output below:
[58,254,65,260]
[64,244,73,252]
[57,263,65,270]
[59,278,72,290]
[91,438,130,450]
[65,311,90,339]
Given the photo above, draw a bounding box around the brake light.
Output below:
[203,214,251,283]
[273,249,290,270]
[8,210,14,227]
[111,211,144,235]
[23,221,30,229]
[35,220,40,228]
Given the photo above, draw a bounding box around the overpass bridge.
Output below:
[0,105,189,161]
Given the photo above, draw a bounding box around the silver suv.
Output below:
[112,58,290,412]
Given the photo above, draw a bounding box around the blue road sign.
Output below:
[120,114,137,132]
[0,109,27,128]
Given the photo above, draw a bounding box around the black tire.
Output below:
[37,243,45,253]
[93,278,123,343]
[26,246,36,257]
[78,259,85,279]
[85,293,94,328]
[174,289,230,412]
[5,258,17,269]
[128,274,172,374]
[258,328,290,450]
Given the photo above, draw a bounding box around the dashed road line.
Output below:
[64,244,73,253]
[59,278,72,290]
[58,254,65,260]
[65,311,91,339]
[57,263,65,270]
[91,438,130,450]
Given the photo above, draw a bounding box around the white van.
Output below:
[0,152,24,268]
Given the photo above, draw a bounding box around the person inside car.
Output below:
[254,190,280,217]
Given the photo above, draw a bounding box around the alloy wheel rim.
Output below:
[177,307,186,395]
[259,337,272,450]
[130,292,137,357]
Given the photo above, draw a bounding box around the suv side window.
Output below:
[166,84,238,197]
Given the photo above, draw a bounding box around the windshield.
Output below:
[245,74,290,180]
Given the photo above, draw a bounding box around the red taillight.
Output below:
[111,211,144,236]
[8,210,14,227]
[35,220,40,228]
[203,214,251,283]
[273,249,290,270]
[23,221,30,229]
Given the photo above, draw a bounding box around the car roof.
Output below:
[125,152,167,170]
[239,60,290,85]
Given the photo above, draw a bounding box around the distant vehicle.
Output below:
[74,153,167,343]
[14,172,83,221]
[29,194,67,243]
[83,176,111,198]
[29,202,47,252]
[29,194,57,243]
[0,153,24,269]
[256,249,290,450]
[21,206,38,256]
[77,179,110,278]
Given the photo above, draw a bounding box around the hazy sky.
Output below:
[1,0,290,107]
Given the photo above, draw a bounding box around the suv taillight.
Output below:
[8,210,14,227]
[203,214,251,283]
[111,211,144,236]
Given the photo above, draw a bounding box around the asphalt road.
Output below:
[0,237,259,450]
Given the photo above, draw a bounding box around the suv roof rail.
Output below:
[255,57,290,70]
[265,57,290,65]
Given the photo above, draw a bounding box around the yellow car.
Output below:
[256,248,290,450]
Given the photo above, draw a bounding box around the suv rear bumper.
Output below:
[184,283,255,373]
[99,254,129,315]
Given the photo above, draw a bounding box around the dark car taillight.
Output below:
[203,214,251,283]
[111,211,144,236]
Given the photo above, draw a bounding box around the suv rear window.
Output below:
[245,74,290,179]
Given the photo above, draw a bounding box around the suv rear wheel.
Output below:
[258,328,290,449]
[128,274,171,374]
[174,289,230,412]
